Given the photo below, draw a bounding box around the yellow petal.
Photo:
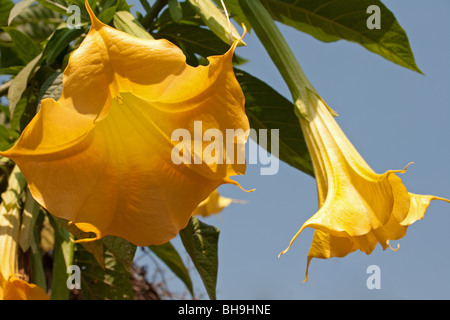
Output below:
[3,276,49,300]
[0,1,249,246]
[193,189,246,217]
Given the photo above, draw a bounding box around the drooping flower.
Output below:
[0,167,48,300]
[0,1,249,246]
[193,189,246,217]
[279,89,450,281]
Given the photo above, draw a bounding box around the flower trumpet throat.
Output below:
[279,89,450,281]
[0,1,249,246]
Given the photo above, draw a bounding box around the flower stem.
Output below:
[239,0,315,120]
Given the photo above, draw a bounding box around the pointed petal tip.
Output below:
[224,178,255,193]
[85,0,104,30]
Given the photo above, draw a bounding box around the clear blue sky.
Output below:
[5,0,450,300]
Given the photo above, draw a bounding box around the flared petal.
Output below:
[0,1,249,246]
[3,276,49,300]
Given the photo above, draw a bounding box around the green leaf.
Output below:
[168,0,183,22]
[38,70,62,104]
[36,0,69,16]
[148,241,194,297]
[179,216,219,300]
[187,0,244,46]
[7,0,35,25]
[43,26,85,65]
[213,0,251,31]
[3,27,41,64]
[113,10,154,39]
[102,235,137,270]
[9,3,62,42]
[98,5,117,24]
[156,23,246,66]
[7,52,42,120]
[257,0,422,73]
[157,1,203,28]
[0,0,14,26]
[0,125,18,151]
[235,68,314,176]
[74,242,134,300]
[0,66,23,76]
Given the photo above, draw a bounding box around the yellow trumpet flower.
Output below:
[0,1,249,246]
[0,167,48,300]
[279,89,450,281]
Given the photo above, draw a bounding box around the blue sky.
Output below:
[4,0,450,300]
[159,0,450,299]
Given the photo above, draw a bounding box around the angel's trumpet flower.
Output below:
[0,1,249,246]
[0,167,48,300]
[278,89,449,281]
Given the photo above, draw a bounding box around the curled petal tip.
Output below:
[387,241,400,251]
[403,162,414,172]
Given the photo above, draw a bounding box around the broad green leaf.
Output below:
[157,23,229,57]
[36,0,69,16]
[43,26,85,65]
[156,23,247,66]
[38,70,62,104]
[187,0,244,46]
[235,68,314,176]
[0,0,14,26]
[157,1,203,28]
[168,0,183,22]
[7,52,42,120]
[256,0,422,73]
[102,235,137,270]
[3,27,41,64]
[98,5,117,24]
[8,0,35,25]
[0,124,19,150]
[9,3,62,42]
[148,241,194,297]
[113,10,153,39]
[74,243,134,300]
[179,216,219,300]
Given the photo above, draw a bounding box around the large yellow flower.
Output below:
[0,2,249,246]
[0,167,48,300]
[279,89,450,281]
